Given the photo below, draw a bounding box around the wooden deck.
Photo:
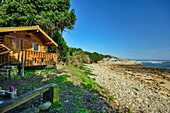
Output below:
[18,50,57,67]
[0,50,57,66]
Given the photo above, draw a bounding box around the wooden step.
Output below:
[3,65,12,68]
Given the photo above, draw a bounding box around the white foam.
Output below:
[140,61,165,64]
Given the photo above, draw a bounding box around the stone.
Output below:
[64,100,69,103]
[22,107,40,113]
[0,101,3,104]
[0,90,5,96]
[84,64,170,113]
[38,70,46,75]
[38,101,51,111]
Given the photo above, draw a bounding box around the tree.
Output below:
[0,0,77,34]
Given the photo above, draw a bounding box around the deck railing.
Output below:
[18,50,57,67]
[0,51,10,66]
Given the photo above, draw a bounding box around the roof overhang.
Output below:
[0,26,58,47]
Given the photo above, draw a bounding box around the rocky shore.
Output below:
[98,57,143,66]
[85,64,170,112]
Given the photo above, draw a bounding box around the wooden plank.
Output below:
[0,50,10,55]
[4,35,34,43]
[0,44,11,51]
[26,51,28,66]
[23,51,25,66]
[0,61,9,66]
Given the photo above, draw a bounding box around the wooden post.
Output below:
[54,64,57,70]
[43,84,59,103]
[21,67,24,76]
[17,66,21,76]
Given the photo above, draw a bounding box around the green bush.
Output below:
[74,64,78,67]
[14,75,20,80]
[79,66,86,70]
[50,101,63,111]
[22,76,27,80]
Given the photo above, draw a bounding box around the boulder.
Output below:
[38,101,51,111]
[83,55,91,64]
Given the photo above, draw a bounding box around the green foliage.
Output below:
[14,75,20,80]
[22,76,27,80]
[79,66,86,70]
[79,109,91,113]
[50,101,63,111]
[85,51,112,63]
[132,87,140,91]
[109,95,115,104]
[0,0,77,33]
[74,64,78,67]
[127,107,132,113]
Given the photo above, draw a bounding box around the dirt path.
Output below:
[85,64,170,113]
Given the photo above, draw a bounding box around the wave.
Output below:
[134,60,170,69]
[139,61,165,64]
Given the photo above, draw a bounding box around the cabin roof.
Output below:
[0,26,58,47]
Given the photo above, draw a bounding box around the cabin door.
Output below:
[12,39,22,53]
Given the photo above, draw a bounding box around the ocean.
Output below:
[136,60,170,69]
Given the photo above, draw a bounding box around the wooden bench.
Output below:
[0,83,59,113]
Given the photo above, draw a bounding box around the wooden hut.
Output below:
[0,26,58,76]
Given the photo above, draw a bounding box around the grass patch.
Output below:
[64,65,115,104]
[50,101,63,111]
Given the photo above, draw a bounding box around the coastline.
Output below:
[85,64,170,112]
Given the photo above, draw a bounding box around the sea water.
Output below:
[136,60,170,69]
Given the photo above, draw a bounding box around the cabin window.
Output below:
[33,43,39,51]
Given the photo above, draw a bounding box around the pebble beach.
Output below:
[85,64,170,112]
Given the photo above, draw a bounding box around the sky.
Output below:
[63,0,170,60]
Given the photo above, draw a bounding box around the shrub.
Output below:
[22,76,27,80]
[74,64,78,67]
[79,66,86,70]
[14,75,20,80]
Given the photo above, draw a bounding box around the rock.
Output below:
[0,90,5,96]
[37,70,46,75]
[98,57,143,66]
[38,101,51,111]
[83,55,91,64]
[22,107,40,113]
[64,100,69,103]
[84,64,170,113]
[0,101,3,104]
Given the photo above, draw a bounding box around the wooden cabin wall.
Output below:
[11,31,43,44]
[23,40,32,51]
[3,31,48,52]
[4,36,12,50]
